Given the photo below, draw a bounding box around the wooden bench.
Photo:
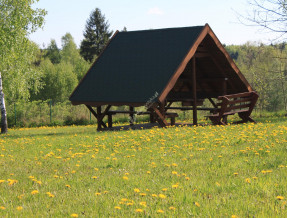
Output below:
[205,91,259,125]
[106,110,178,127]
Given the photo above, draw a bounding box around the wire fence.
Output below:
[7,100,95,127]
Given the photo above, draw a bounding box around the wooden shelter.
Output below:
[70,24,258,129]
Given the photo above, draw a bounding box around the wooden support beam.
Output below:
[153,107,168,127]
[192,57,198,125]
[97,106,102,130]
[86,105,107,129]
[129,106,135,126]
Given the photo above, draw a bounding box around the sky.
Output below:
[30,0,278,48]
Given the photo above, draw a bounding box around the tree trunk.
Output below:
[0,72,8,133]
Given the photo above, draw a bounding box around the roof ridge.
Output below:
[120,25,205,34]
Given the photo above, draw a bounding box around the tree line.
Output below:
[1,0,287,132]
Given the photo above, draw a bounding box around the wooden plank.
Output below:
[192,57,198,125]
[218,91,255,99]
[217,97,253,106]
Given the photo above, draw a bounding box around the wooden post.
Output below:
[222,78,228,123]
[97,106,101,130]
[223,78,228,95]
[192,57,197,125]
[129,106,134,126]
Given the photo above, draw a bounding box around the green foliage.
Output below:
[80,8,113,62]
[33,59,78,102]
[0,0,47,101]
[44,39,61,64]
[226,42,287,112]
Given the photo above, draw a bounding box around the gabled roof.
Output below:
[70,24,252,106]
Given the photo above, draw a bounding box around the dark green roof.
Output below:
[70,26,205,104]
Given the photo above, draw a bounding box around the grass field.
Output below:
[0,120,287,217]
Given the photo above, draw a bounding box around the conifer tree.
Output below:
[80,8,113,62]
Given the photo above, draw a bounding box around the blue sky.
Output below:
[30,0,277,48]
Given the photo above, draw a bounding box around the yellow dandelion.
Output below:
[162,188,168,191]
[172,184,179,189]
[31,190,39,195]
[122,176,128,180]
[151,194,158,197]
[157,209,164,213]
[114,206,121,210]
[92,176,97,179]
[134,188,140,193]
[46,192,55,198]
[195,202,200,207]
[185,177,190,180]
[234,173,239,176]
[172,171,178,175]
[16,206,23,211]
[277,196,284,200]
[126,202,134,206]
[169,206,176,210]
[159,194,167,199]
[0,206,6,210]
[95,192,101,196]
[0,180,5,184]
[146,171,151,174]
[139,193,146,196]
[71,214,78,218]
[245,178,251,183]
[135,208,143,213]
[65,184,71,188]
[171,163,178,167]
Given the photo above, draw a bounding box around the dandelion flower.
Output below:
[31,190,39,195]
[195,202,200,207]
[114,206,121,210]
[159,194,167,199]
[169,206,176,210]
[245,178,251,183]
[139,202,147,207]
[65,184,71,188]
[277,196,284,200]
[122,176,128,180]
[172,184,179,189]
[71,214,78,217]
[16,206,23,211]
[135,208,143,213]
[0,206,6,210]
[95,192,101,196]
[134,188,140,193]
[157,209,164,213]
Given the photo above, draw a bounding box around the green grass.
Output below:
[0,119,287,217]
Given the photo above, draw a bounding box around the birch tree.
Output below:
[0,0,46,133]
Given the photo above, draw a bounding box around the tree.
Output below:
[0,0,46,133]
[45,39,61,64]
[243,0,287,38]
[61,33,90,81]
[80,8,113,62]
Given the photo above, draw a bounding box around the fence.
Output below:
[7,100,96,127]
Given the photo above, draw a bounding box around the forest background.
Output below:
[1,0,287,128]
